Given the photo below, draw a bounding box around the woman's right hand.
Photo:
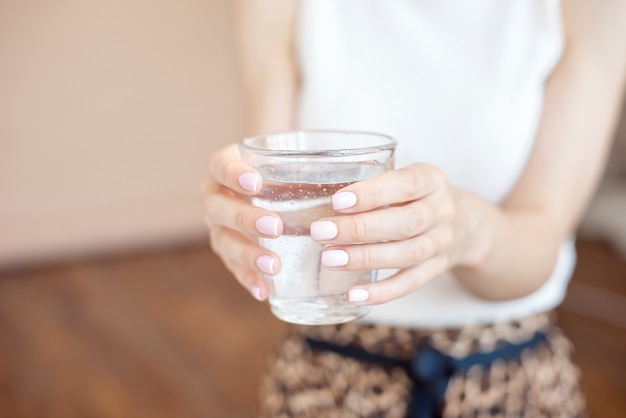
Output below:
[202,144,283,301]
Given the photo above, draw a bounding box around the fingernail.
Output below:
[250,285,265,301]
[238,172,259,192]
[332,192,357,210]
[310,220,337,241]
[256,216,280,236]
[256,255,276,275]
[348,288,370,303]
[321,250,349,267]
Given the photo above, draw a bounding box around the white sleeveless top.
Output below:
[295,0,575,327]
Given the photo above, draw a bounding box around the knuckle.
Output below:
[407,242,424,265]
[362,181,379,207]
[220,160,237,184]
[351,215,369,242]
[400,167,421,196]
[359,248,374,269]
[427,164,446,185]
[404,209,426,236]
[235,206,252,231]
[242,249,257,269]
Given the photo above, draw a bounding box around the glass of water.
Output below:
[239,131,397,325]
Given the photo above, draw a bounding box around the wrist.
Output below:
[452,188,494,270]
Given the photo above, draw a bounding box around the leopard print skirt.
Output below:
[257,312,585,418]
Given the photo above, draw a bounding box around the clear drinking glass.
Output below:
[239,131,397,325]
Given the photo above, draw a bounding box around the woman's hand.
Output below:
[314,1,626,305]
[313,163,490,305]
[202,144,283,301]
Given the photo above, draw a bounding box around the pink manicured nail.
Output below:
[310,221,337,241]
[250,285,265,301]
[332,192,357,210]
[256,216,280,236]
[348,288,370,303]
[321,250,349,267]
[238,172,259,192]
[256,255,276,275]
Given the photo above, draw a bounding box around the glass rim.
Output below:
[240,129,397,156]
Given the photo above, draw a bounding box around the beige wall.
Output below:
[0,0,242,266]
[1,1,625,268]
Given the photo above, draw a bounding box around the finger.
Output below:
[346,256,448,305]
[221,258,269,301]
[209,224,282,276]
[205,190,283,237]
[330,163,445,212]
[320,233,438,270]
[206,144,263,195]
[310,201,435,244]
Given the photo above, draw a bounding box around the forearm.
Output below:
[451,0,626,300]
[235,0,298,136]
[451,83,624,301]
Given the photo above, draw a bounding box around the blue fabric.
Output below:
[306,331,547,418]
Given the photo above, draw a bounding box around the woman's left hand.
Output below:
[312,163,485,305]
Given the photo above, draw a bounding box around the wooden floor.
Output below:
[0,239,624,418]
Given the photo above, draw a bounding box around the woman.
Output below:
[204,1,626,416]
